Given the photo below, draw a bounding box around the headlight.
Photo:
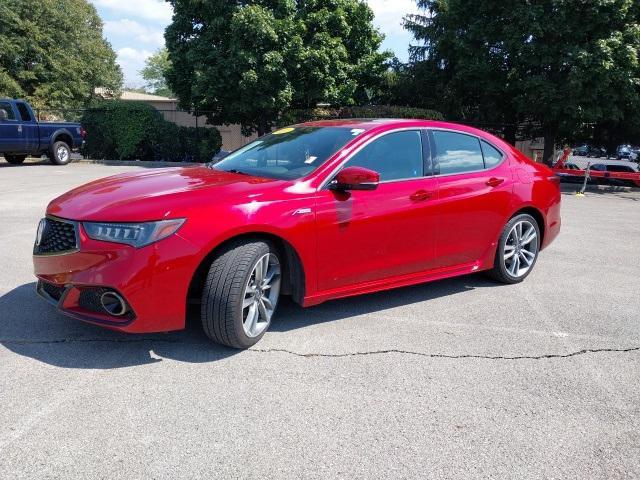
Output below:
[82,219,185,248]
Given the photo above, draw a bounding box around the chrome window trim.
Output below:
[320,127,427,189]
[33,215,81,257]
[320,126,509,189]
[429,127,507,178]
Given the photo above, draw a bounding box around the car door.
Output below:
[0,101,22,152]
[429,129,514,268]
[315,129,439,293]
[14,101,38,153]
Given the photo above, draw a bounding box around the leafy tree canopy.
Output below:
[141,48,174,98]
[404,0,640,161]
[165,0,390,135]
[0,0,123,110]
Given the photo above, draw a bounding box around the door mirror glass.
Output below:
[330,166,380,191]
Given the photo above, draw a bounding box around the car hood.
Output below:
[47,166,285,221]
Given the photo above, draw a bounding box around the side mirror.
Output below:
[329,166,380,191]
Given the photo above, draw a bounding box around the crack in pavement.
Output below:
[248,346,640,360]
[1,337,638,361]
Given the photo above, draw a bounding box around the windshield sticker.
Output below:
[351,129,365,136]
[273,127,295,135]
[304,156,318,164]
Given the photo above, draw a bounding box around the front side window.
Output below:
[342,130,423,182]
[0,102,16,121]
[213,127,358,180]
[432,131,484,175]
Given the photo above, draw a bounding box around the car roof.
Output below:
[294,118,495,135]
[294,118,414,130]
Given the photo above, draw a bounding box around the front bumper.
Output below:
[33,222,201,333]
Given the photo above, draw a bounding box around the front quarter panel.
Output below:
[177,180,319,299]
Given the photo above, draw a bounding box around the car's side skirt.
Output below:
[303,261,488,307]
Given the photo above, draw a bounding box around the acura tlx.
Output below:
[33,119,561,349]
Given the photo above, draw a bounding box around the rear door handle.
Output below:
[410,190,433,202]
[486,177,505,187]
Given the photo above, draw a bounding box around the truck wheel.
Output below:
[50,141,71,165]
[201,239,282,349]
[4,155,27,165]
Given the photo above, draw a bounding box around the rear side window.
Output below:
[16,102,33,122]
[432,131,484,175]
[343,130,423,182]
[607,165,634,173]
[0,101,16,120]
[481,140,504,168]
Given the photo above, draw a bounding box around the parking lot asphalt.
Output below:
[1,162,639,479]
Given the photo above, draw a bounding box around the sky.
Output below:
[90,0,422,89]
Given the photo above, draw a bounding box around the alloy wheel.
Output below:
[503,220,538,278]
[242,253,281,338]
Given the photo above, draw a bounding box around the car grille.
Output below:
[40,280,65,302]
[34,217,78,255]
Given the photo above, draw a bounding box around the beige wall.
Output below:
[516,138,545,162]
[136,100,256,151]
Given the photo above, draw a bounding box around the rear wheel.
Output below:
[201,240,281,349]
[50,141,71,165]
[487,214,541,284]
[4,154,26,164]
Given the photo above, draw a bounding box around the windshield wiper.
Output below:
[225,169,250,176]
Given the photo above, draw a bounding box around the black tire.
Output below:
[4,154,26,165]
[201,239,280,349]
[487,213,541,284]
[50,141,71,165]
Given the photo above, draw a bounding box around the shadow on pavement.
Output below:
[0,283,239,369]
[0,159,51,168]
[1,274,497,369]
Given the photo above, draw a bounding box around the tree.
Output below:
[165,0,389,136]
[292,0,389,107]
[405,0,640,163]
[0,0,122,111]
[141,48,174,97]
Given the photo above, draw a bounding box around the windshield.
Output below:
[212,127,361,180]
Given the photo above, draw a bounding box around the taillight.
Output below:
[80,127,87,139]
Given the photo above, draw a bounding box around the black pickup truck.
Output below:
[0,98,86,165]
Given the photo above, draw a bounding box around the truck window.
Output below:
[0,101,17,121]
[16,102,33,122]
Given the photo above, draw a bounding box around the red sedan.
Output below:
[33,120,561,348]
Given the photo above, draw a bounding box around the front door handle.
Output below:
[486,177,505,187]
[410,190,433,202]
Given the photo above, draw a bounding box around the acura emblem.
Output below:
[35,218,46,246]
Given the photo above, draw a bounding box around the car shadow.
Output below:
[0,158,51,168]
[0,283,240,369]
[1,275,497,369]
[269,274,495,333]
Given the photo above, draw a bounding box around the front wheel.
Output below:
[201,240,281,349]
[487,214,541,284]
[4,154,27,164]
[50,141,71,165]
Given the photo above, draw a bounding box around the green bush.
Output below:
[281,105,444,125]
[81,100,222,162]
